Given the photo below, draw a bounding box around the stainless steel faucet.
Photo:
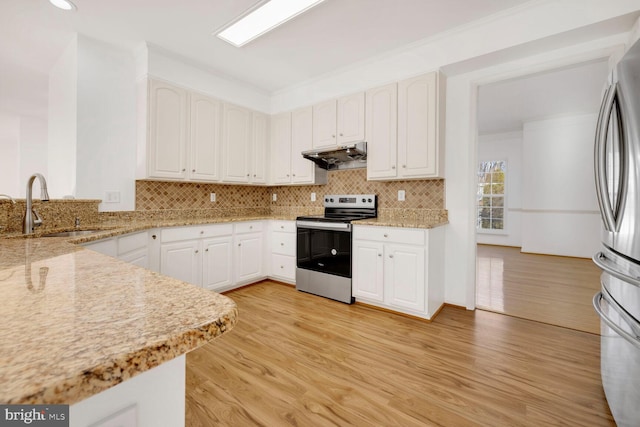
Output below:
[23,173,50,234]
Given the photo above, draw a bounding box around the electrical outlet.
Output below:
[398,190,406,201]
[311,192,316,202]
[104,191,120,203]
[272,193,277,202]
[210,193,216,202]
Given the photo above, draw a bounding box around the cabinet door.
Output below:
[202,236,233,291]
[190,93,221,181]
[222,103,252,183]
[365,83,398,180]
[398,72,439,178]
[160,240,200,285]
[312,99,337,149]
[337,92,365,144]
[235,233,263,284]
[148,79,188,179]
[291,106,315,184]
[270,112,292,184]
[385,244,425,312]
[252,112,268,184]
[352,240,385,302]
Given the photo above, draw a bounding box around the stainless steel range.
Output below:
[296,194,377,303]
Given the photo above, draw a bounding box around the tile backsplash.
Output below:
[0,170,445,234]
[136,169,444,212]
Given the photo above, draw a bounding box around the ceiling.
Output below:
[0,0,534,120]
[477,59,610,135]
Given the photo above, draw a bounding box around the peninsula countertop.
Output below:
[0,237,238,405]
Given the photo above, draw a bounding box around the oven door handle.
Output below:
[296,221,351,231]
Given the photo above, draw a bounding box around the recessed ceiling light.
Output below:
[216,0,325,47]
[49,0,77,11]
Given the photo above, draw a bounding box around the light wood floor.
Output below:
[186,281,613,426]
[476,245,602,335]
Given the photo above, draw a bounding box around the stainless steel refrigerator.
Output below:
[593,37,640,427]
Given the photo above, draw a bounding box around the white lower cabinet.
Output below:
[352,225,444,319]
[233,221,264,285]
[83,231,150,269]
[160,224,235,291]
[268,220,296,283]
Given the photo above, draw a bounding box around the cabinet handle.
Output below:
[253,174,256,177]
[195,250,199,254]
[340,133,343,136]
[378,253,382,257]
[152,234,157,240]
[293,174,296,177]
[280,265,284,269]
[280,226,284,229]
[286,174,290,177]
[205,248,209,252]
[192,169,196,172]
[402,165,406,168]
[246,174,250,177]
[249,226,253,229]
[280,242,284,246]
[389,254,394,259]
[238,243,241,247]
[332,134,336,138]
[383,234,388,238]
[391,165,396,169]
[200,231,204,234]
[182,168,186,172]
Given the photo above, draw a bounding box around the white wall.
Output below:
[76,36,137,211]
[19,116,48,196]
[48,35,78,198]
[477,131,523,247]
[0,113,20,196]
[520,114,601,257]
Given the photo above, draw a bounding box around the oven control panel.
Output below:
[324,194,376,209]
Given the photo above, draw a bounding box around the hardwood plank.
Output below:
[476,244,601,334]
[186,281,613,426]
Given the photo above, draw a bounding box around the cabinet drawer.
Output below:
[117,231,148,255]
[271,254,295,280]
[272,231,296,256]
[271,220,295,233]
[234,221,263,234]
[353,225,425,245]
[162,223,233,243]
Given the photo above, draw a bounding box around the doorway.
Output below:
[474,60,609,334]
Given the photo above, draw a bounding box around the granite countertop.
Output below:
[0,237,238,405]
[355,218,449,229]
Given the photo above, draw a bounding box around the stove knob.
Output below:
[325,198,329,203]
[362,198,366,203]
[330,198,334,202]
[368,198,373,203]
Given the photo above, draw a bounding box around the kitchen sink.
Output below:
[42,230,104,238]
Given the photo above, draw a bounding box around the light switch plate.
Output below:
[104,191,120,203]
[210,193,216,202]
[272,193,277,202]
[398,190,406,201]
[311,192,316,202]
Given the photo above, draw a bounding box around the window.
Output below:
[477,160,506,231]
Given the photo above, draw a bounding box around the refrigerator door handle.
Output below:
[594,82,627,232]
[593,251,640,288]
[594,291,640,349]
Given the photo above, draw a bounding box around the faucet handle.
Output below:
[32,209,43,227]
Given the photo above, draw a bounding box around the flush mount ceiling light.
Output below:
[216,0,325,47]
[49,0,77,11]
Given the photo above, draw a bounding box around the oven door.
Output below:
[296,221,352,278]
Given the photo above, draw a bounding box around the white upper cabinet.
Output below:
[147,79,189,179]
[312,99,337,149]
[366,71,445,181]
[337,92,365,144]
[252,112,269,184]
[222,103,253,183]
[365,83,398,180]
[397,72,443,178]
[270,108,325,185]
[270,112,293,184]
[291,106,315,184]
[189,93,221,181]
[312,93,365,149]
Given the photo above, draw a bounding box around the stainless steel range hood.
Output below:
[301,142,367,171]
